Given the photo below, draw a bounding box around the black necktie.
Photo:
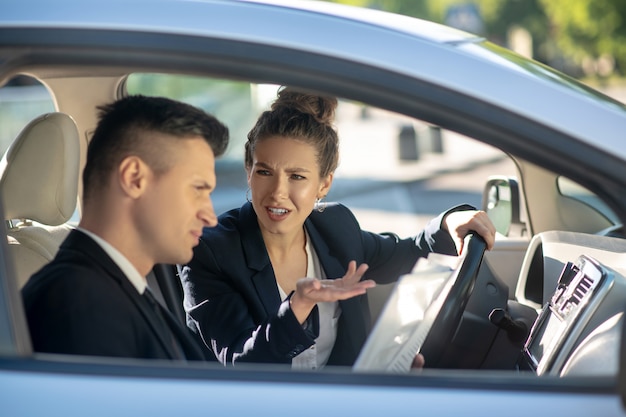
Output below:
[143,287,186,360]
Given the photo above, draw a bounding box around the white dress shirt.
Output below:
[277,231,341,370]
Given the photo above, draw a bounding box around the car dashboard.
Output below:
[515,231,626,377]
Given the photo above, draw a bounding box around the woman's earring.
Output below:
[315,196,326,213]
[246,188,252,203]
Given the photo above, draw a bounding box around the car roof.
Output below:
[2,0,626,161]
[2,0,478,44]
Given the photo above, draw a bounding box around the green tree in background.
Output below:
[331,0,429,17]
[324,0,626,78]
[539,0,626,78]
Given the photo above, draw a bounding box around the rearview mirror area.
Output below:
[482,176,526,237]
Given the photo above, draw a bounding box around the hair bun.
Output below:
[272,87,338,126]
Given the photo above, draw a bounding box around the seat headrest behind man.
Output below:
[0,112,80,288]
[0,112,79,226]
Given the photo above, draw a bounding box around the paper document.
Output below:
[353,253,461,373]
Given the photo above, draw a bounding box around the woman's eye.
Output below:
[291,174,305,180]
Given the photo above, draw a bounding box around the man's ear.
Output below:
[118,156,150,198]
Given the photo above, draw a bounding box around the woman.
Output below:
[180,87,496,369]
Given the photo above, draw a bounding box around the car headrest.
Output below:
[0,112,80,226]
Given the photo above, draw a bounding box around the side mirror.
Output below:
[481,176,526,237]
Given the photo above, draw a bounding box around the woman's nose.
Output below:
[270,176,288,199]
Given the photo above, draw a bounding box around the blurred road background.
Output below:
[209,98,516,236]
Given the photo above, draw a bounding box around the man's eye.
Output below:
[256,170,270,176]
[194,186,209,195]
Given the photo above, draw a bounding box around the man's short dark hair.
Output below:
[83,95,229,201]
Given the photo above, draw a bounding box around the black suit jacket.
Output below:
[22,229,205,361]
[181,202,468,367]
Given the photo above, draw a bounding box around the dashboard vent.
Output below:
[570,275,593,305]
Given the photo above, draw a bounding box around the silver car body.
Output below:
[1,0,626,415]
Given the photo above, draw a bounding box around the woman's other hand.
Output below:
[290,261,374,323]
[443,210,496,254]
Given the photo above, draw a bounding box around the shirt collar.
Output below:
[77,227,147,294]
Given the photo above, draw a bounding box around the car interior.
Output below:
[1,112,80,289]
[1,67,626,386]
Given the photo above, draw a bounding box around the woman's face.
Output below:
[247,136,332,239]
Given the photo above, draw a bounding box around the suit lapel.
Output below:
[146,292,207,360]
[158,304,206,360]
[306,212,369,357]
[305,218,345,279]
[60,230,126,285]
[61,230,183,360]
[239,203,283,314]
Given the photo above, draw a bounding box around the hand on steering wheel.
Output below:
[419,232,487,368]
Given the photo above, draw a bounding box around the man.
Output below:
[22,95,229,360]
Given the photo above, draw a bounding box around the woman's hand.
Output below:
[443,210,496,254]
[290,261,374,324]
[412,353,425,370]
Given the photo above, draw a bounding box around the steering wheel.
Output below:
[419,232,487,368]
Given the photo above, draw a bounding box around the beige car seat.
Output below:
[0,112,80,288]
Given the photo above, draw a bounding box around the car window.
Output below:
[0,75,56,155]
[557,176,620,225]
[122,73,522,371]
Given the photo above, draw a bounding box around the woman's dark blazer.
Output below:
[181,202,470,367]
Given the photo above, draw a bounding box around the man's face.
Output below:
[135,136,217,265]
